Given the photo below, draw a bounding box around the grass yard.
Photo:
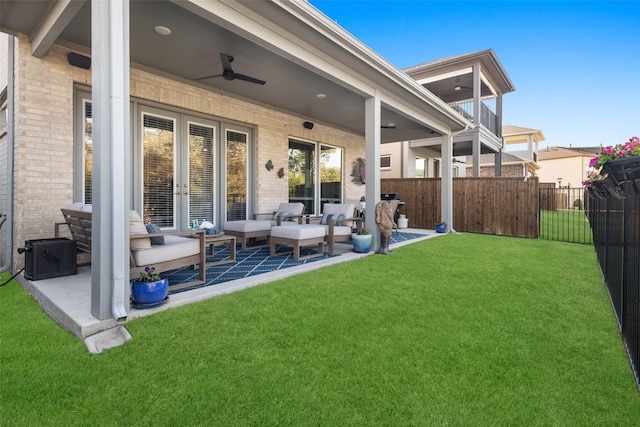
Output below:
[540,208,593,244]
[2,233,639,425]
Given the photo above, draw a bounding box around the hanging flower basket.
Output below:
[583,136,640,199]
[602,156,640,197]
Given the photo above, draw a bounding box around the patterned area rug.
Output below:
[165,231,427,294]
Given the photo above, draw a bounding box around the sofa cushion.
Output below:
[131,235,200,266]
[129,211,151,251]
[271,225,325,240]
[145,223,165,245]
[317,224,353,236]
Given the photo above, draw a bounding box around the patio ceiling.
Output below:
[0,0,467,143]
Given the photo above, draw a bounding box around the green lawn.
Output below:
[540,208,593,244]
[2,233,639,425]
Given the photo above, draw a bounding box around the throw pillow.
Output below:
[129,211,152,251]
[272,211,294,221]
[145,223,165,245]
[320,213,345,226]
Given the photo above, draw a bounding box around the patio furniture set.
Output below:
[53,201,364,291]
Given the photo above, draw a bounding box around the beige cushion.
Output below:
[129,210,151,251]
[322,203,355,227]
[131,235,200,266]
[318,224,352,236]
[225,220,272,233]
[271,225,325,239]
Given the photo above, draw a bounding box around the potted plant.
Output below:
[435,221,447,233]
[359,195,366,209]
[351,227,372,253]
[131,267,169,308]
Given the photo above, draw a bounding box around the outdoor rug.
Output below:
[165,231,428,294]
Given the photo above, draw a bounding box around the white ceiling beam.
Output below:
[30,0,85,57]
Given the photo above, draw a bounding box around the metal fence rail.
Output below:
[588,195,640,390]
[539,186,592,244]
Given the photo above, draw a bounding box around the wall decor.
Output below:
[351,157,366,185]
[278,167,285,178]
[265,160,273,171]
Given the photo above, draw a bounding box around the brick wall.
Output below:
[466,164,525,177]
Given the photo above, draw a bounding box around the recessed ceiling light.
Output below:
[154,25,172,36]
[316,93,326,99]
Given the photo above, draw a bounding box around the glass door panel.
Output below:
[226,130,248,220]
[320,145,342,205]
[142,114,176,228]
[188,122,215,226]
[289,140,316,214]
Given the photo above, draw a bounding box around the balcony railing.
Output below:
[449,100,501,138]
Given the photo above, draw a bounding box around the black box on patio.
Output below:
[22,238,77,281]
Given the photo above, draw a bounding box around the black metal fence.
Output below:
[539,186,593,244]
[588,194,640,390]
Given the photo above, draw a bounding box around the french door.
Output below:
[76,90,253,231]
[140,107,217,230]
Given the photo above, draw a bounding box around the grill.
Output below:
[380,193,406,223]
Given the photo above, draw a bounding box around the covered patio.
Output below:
[0,1,468,327]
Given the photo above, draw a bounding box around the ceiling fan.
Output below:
[194,52,266,85]
[454,78,472,91]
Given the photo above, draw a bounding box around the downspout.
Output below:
[1,36,15,273]
[445,125,470,233]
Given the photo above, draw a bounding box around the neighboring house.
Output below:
[465,152,539,177]
[383,49,515,178]
[503,125,546,163]
[0,1,467,320]
[537,146,601,188]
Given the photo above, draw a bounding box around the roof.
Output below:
[502,125,546,144]
[538,146,600,161]
[403,49,515,95]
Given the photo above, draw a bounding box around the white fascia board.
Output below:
[30,0,85,57]
[414,67,473,85]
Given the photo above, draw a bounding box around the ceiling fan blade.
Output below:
[193,73,223,81]
[234,73,266,85]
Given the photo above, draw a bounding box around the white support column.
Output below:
[472,133,481,177]
[441,134,453,232]
[364,95,381,251]
[91,0,130,320]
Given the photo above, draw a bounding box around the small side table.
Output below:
[202,233,236,267]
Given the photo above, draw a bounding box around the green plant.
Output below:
[358,227,370,235]
[136,266,162,283]
[360,195,366,202]
[436,221,446,227]
[583,136,640,186]
[573,199,583,210]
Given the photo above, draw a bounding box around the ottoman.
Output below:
[270,225,326,261]
[224,220,272,250]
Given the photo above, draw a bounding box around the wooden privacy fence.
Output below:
[381,177,539,238]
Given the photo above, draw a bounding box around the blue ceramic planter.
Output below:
[435,224,447,233]
[131,277,169,307]
[352,234,372,253]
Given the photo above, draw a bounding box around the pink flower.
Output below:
[589,157,599,168]
[602,146,614,155]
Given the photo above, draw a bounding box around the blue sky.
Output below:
[309,1,640,149]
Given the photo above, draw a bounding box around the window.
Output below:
[288,139,342,214]
[416,157,427,178]
[380,155,391,169]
